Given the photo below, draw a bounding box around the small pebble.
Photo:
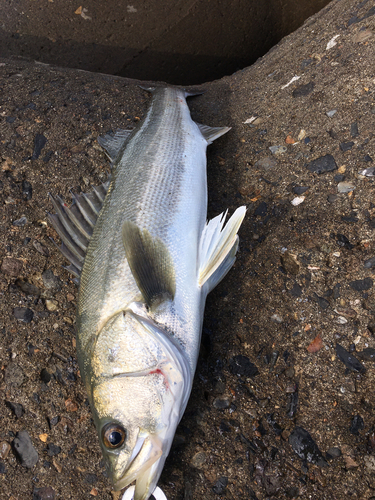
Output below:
[286,487,299,498]
[0,442,11,459]
[340,141,354,152]
[327,194,338,203]
[338,181,356,193]
[1,257,23,277]
[360,166,375,176]
[212,476,228,495]
[334,306,356,318]
[350,123,359,137]
[190,451,207,468]
[313,293,330,310]
[85,473,98,484]
[293,186,309,195]
[292,82,314,97]
[336,344,365,373]
[4,362,25,387]
[32,133,47,160]
[12,430,39,468]
[229,355,259,377]
[349,414,364,435]
[291,196,305,206]
[41,368,53,384]
[343,456,359,469]
[286,392,299,418]
[32,486,56,500]
[42,270,62,293]
[326,447,341,459]
[334,174,345,182]
[12,216,28,227]
[13,307,34,323]
[306,154,337,174]
[15,279,40,297]
[213,397,231,410]
[349,277,373,291]
[5,401,24,417]
[289,426,328,466]
[364,257,375,269]
[22,180,33,200]
[289,283,302,297]
[254,201,267,216]
[45,299,59,312]
[336,233,353,249]
[254,157,277,170]
[297,129,307,140]
[269,145,287,155]
[337,316,348,324]
[33,240,49,257]
[271,313,283,323]
[281,252,300,275]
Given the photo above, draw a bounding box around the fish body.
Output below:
[49,87,245,500]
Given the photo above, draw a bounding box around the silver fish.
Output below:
[49,87,246,500]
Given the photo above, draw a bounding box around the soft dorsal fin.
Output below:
[48,180,110,280]
[122,221,176,309]
[195,123,231,145]
[198,206,246,294]
[97,129,133,161]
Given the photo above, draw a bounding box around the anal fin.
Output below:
[122,221,176,309]
[198,206,246,294]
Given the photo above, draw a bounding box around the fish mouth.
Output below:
[113,434,165,499]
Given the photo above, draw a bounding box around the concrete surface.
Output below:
[0,0,330,84]
[1,0,375,499]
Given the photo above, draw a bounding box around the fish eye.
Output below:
[102,423,126,449]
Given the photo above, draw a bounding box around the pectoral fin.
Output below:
[122,221,176,309]
[97,129,133,162]
[198,206,246,293]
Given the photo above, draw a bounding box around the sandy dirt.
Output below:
[1,0,375,498]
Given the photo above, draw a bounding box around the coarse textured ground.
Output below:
[1,0,375,499]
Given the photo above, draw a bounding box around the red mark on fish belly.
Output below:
[149,368,169,390]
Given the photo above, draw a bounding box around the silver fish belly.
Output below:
[49,87,246,500]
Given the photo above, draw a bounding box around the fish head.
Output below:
[93,376,173,498]
[88,310,190,499]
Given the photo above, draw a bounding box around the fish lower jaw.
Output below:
[112,435,164,495]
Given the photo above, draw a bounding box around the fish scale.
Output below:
[49,86,245,500]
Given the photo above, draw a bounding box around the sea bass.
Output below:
[49,87,246,500]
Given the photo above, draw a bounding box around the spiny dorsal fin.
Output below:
[195,123,231,145]
[97,129,133,162]
[122,221,176,309]
[198,206,246,293]
[48,180,110,280]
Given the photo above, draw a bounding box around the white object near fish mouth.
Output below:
[122,485,167,500]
